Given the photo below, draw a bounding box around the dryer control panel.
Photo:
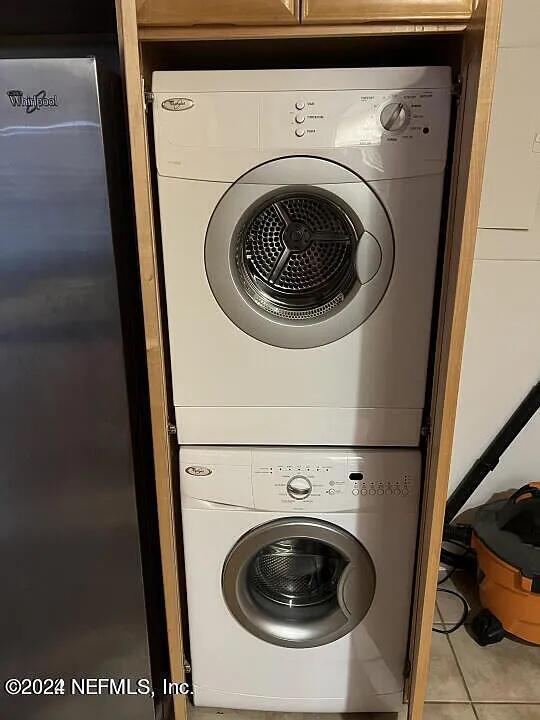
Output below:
[260,89,448,153]
[153,67,452,183]
[180,446,420,512]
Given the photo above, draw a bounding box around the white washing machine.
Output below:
[153,68,452,446]
[180,446,420,712]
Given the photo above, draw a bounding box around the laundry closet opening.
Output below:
[141,29,468,717]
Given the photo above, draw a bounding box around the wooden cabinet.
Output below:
[116,0,502,718]
[136,0,472,28]
[136,0,299,26]
[302,0,474,25]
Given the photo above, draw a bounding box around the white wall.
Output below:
[448,0,540,510]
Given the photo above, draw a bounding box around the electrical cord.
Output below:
[433,588,469,634]
[438,565,457,585]
[443,538,472,553]
[434,540,472,634]
[440,539,475,571]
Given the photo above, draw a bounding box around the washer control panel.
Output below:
[180,446,420,511]
[251,448,419,511]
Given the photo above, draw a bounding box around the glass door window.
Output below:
[248,537,347,621]
[222,517,376,648]
[205,156,394,349]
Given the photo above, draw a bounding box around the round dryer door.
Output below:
[222,517,376,648]
[206,156,394,349]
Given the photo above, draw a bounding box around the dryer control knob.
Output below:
[286,475,312,500]
[380,102,409,132]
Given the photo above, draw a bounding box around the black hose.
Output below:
[443,523,472,546]
[445,382,540,524]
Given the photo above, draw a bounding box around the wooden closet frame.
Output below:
[114,1,503,717]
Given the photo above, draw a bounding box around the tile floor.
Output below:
[427,571,540,719]
[189,570,540,720]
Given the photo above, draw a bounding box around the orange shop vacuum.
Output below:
[443,381,540,646]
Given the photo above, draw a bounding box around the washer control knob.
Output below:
[380,102,409,132]
[286,475,312,500]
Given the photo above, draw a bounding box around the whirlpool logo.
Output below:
[185,466,212,476]
[6,89,59,113]
[161,97,194,111]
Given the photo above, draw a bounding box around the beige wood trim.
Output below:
[406,1,502,718]
[136,0,299,27]
[115,2,187,718]
[138,21,466,40]
[302,0,474,25]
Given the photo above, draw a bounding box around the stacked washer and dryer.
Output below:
[153,67,451,713]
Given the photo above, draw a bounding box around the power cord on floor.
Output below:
[437,565,457,585]
[433,540,472,635]
[433,588,469,634]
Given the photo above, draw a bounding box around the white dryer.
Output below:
[180,446,421,712]
[153,68,452,446]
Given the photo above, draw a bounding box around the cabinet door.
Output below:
[116,1,188,719]
[302,0,474,25]
[406,1,503,719]
[136,0,299,26]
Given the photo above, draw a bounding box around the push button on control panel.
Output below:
[295,100,305,110]
[295,128,305,137]
[352,475,413,497]
[295,114,305,124]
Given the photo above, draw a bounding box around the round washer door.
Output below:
[206,156,394,349]
[222,517,376,648]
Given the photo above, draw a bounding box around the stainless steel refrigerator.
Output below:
[0,57,165,720]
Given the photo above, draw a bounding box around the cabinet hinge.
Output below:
[144,91,154,111]
[452,75,463,99]
[183,657,192,674]
[142,78,154,112]
[420,420,431,439]
[167,421,177,437]
[403,656,412,679]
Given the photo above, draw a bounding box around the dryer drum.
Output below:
[204,156,395,349]
[235,192,359,320]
